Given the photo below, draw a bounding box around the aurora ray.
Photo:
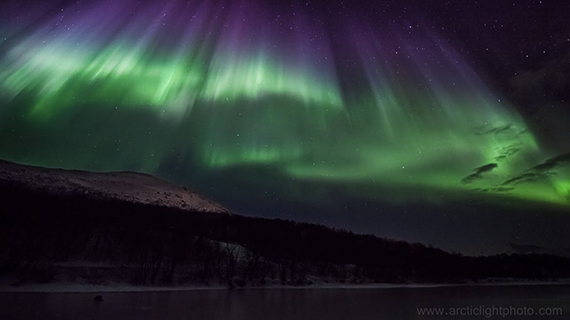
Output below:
[0,0,569,212]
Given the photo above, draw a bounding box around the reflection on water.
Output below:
[0,285,569,320]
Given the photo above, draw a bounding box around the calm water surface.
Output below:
[1,284,569,320]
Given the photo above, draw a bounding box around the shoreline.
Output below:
[1,279,568,293]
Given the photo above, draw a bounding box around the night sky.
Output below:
[1,0,569,255]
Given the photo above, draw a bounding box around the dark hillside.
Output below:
[1,169,569,287]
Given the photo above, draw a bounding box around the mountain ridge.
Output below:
[0,159,230,215]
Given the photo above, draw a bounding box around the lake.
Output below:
[1,284,568,319]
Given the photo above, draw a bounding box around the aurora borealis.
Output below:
[1,0,569,254]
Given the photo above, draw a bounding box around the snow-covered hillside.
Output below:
[0,160,231,214]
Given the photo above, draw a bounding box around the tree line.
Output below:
[1,181,569,286]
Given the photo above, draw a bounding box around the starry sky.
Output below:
[0,0,569,255]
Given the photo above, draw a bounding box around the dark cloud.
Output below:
[534,153,570,172]
[508,38,570,116]
[502,173,539,186]
[494,144,521,162]
[502,152,570,186]
[479,187,514,193]
[461,163,498,184]
[488,124,512,135]
[472,123,529,139]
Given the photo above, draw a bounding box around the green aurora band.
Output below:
[0,0,568,209]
